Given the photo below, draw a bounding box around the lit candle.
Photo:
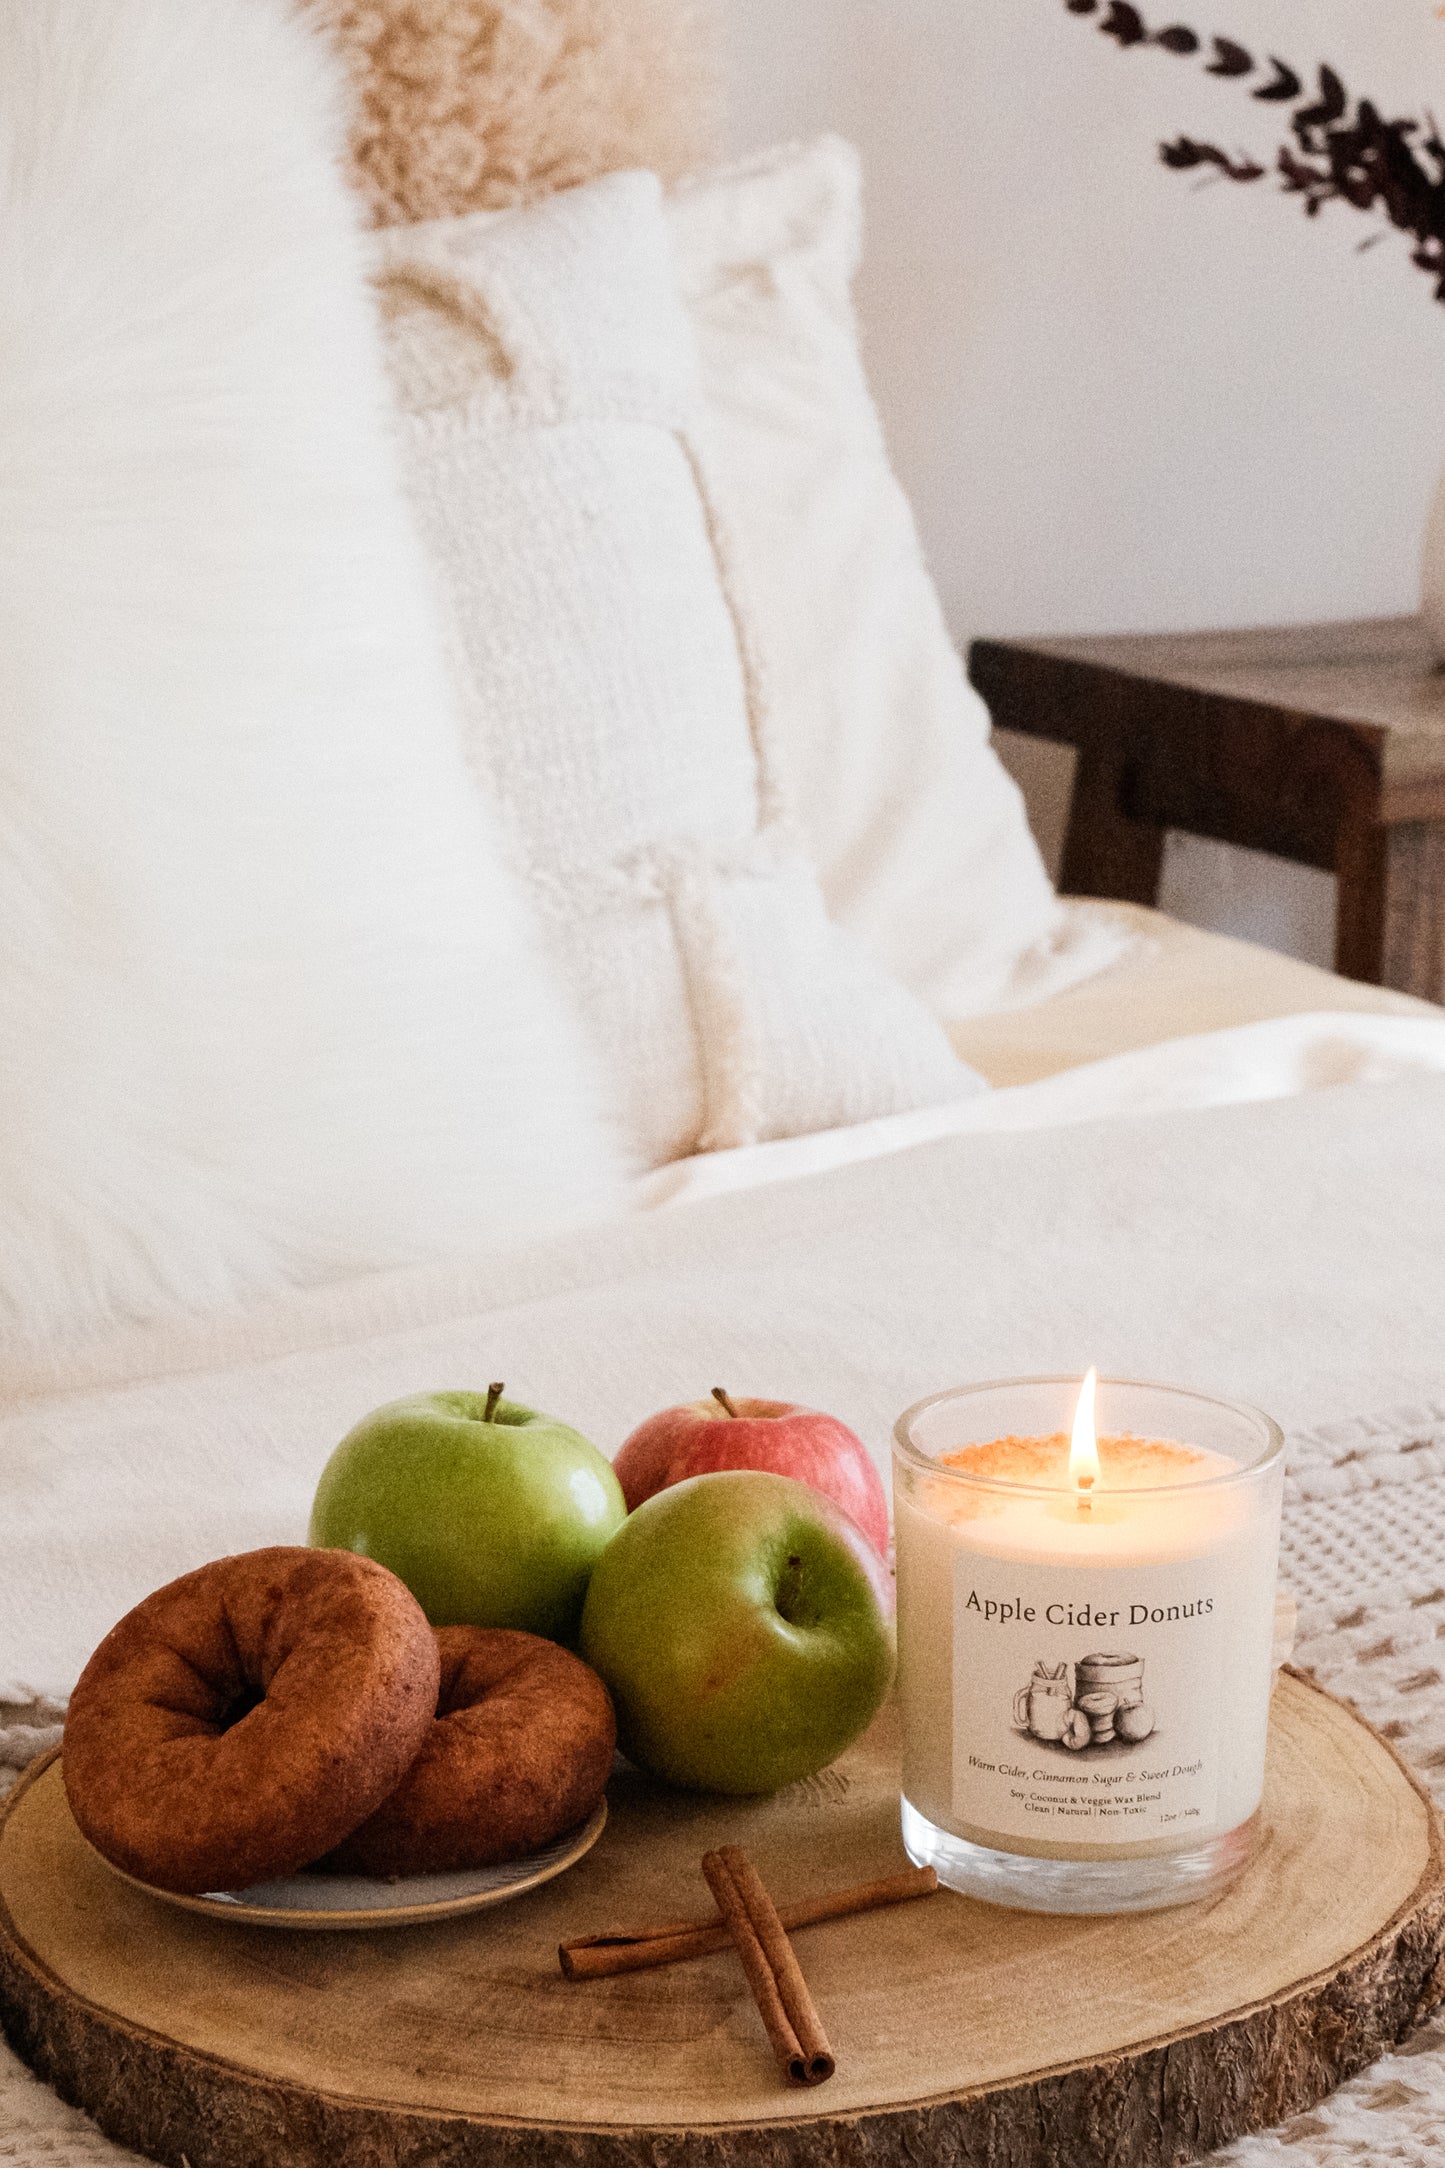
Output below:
[893,1374,1284,1914]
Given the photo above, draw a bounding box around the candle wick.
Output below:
[1076,1476,1095,1516]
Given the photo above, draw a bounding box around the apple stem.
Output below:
[711,1387,741,1419]
[484,1381,505,1424]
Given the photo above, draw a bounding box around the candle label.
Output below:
[952,1554,1222,1844]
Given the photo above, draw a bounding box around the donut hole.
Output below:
[217,1683,265,1733]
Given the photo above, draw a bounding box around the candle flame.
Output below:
[1070,1367,1100,1504]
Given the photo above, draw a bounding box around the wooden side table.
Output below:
[968,617,1445,1002]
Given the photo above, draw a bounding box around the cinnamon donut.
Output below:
[325,1627,615,1877]
[63,1547,439,1895]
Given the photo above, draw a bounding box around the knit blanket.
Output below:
[4,1080,1445,2163]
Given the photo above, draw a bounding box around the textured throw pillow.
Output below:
[666,137,1130,1021]
[377,174,979,1170]
[0,0,623,1347]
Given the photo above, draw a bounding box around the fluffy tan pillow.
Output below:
[318,0,719,226]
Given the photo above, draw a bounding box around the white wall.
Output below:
[721,0,1445,645]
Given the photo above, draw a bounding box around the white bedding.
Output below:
[4,1056,1445,1702]
[641,1009,1445,1206]
[4,1045,1445,2168]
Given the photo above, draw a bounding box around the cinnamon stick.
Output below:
[702,1845,835,2086]
[559,1864,937,1980]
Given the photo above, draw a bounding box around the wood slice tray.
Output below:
[2,1669,1443,2168]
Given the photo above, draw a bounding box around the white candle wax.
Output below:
[895,1388,1284,1866]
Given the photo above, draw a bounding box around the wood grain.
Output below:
[992,618,1445,810]
[1,1671,1442,2168]
[968,615,1445,998]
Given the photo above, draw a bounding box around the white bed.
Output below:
[642,903,1445,1205]
[5,9,1445,2163]
[5,940,1445,2166]
[5,962,1445,1696]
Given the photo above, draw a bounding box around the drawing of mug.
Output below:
[1014,1667,1072,1740]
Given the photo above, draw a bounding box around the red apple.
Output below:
[612,1389,889,1557]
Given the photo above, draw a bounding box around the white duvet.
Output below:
[5,1011,1445,1706]
[642,1010,1445,1206]
[5,1011,1445,2168]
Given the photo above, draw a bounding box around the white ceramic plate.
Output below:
[101,1799,607,1929]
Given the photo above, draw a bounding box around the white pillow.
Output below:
[377,174,978,1170]
[666,137,1130,1020]
[0,0,623,1348]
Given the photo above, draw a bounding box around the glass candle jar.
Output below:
[893,1376,1285,1915]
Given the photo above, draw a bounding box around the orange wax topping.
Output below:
[939,1432,1222,1491]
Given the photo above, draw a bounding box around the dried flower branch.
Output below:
[1100,4,1148,50]
[1159,140,1265,183]
[1207,38,1253,81]
[1255,61,1303,105]
[1060,0,1445,301]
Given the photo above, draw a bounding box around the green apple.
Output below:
[578,1469,894,1794]
[309,1386,625,1641]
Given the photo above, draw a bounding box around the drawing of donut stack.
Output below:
[1014,1654,1155,1751]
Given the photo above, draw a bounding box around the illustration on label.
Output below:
[1013,1652,1156,1753]
[951,1554,1223,1845]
